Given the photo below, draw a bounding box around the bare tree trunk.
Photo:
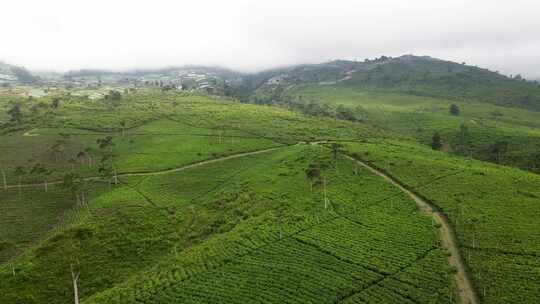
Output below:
[279,223,282,239]
[11,263,15,276]
[1,169,6,191]
[113,167,118,185]
[323,176,328,209]
[81,192,87,207]
[70,264,80,304]
[44,179,48,192]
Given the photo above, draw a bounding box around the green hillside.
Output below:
[249,55,540,112]
[341,140,540,304]
[280,85,540,173]
[231,56,540,174]
[1,79,539,303]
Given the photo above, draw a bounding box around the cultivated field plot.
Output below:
[286,85,540,173]
[343,140,540,304]
[0,185,74,263]
[0,90,379,184]
[1,145,455,304]
[0,122,280,183]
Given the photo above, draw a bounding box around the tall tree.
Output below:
[62,172,89,207]
[76,151,87,166]
[84,147,94,167]
[431,132,443,150]
[457,123,469,155]
[97,136,117,184]
[490,141,509,164]
[1,165,7,191]
[449,104,460,116]
[531,152,540,171]
[120,120,126,137]
[70,263,80,304]
[330,143,344,169]
[96,136,114,152]
[49,140,66,162]
[51,98,61,109]
[305,165,321,193]
[7,104,23,123]
[30,163,51,192]
[0,160,9,191]
[14,166,26,195]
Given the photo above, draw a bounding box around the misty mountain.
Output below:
[0,62,37,84]
[246,55,540,111]
[63,66,242,82]
[7,55,540,111]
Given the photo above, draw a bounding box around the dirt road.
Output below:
[2,145,288,190]
[344,154,479,304]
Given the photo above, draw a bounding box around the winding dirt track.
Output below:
[2,145,288,190]
[343,154,479,304]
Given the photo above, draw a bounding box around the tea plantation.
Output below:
[1,89,538,303]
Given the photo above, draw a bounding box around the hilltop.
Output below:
[247,55,540,111]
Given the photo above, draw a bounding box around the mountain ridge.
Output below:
[3,55,540,110]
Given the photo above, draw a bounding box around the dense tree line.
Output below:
[241,94,368,123]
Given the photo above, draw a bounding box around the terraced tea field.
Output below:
[284,85,540,173]
[342,140,540,303]
[82,146,456,304]
[1,89,539,303]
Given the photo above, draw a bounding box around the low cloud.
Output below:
[2,0,539,78]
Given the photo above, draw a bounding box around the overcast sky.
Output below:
[1,0,539,77]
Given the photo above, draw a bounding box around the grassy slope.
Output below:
[342,140,540,304]
[86,146,454,303]
[0,93,289,265]
[0,146,456,304]
[251,56,540,111]
[1,89,538,303]
[341,56,540,111]
[0,90,387,183]
[285,85,540,173]
[0,91,456,303]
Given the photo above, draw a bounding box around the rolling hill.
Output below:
[0,88,539,303]
[247,55,540,111]
[1,55,540,303]
[233,56,540,174]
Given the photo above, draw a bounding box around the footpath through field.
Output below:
[2,140,479,303]
[2,145,290,189]
[343,153,479,304]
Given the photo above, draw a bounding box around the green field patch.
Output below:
[342,140,540,303]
